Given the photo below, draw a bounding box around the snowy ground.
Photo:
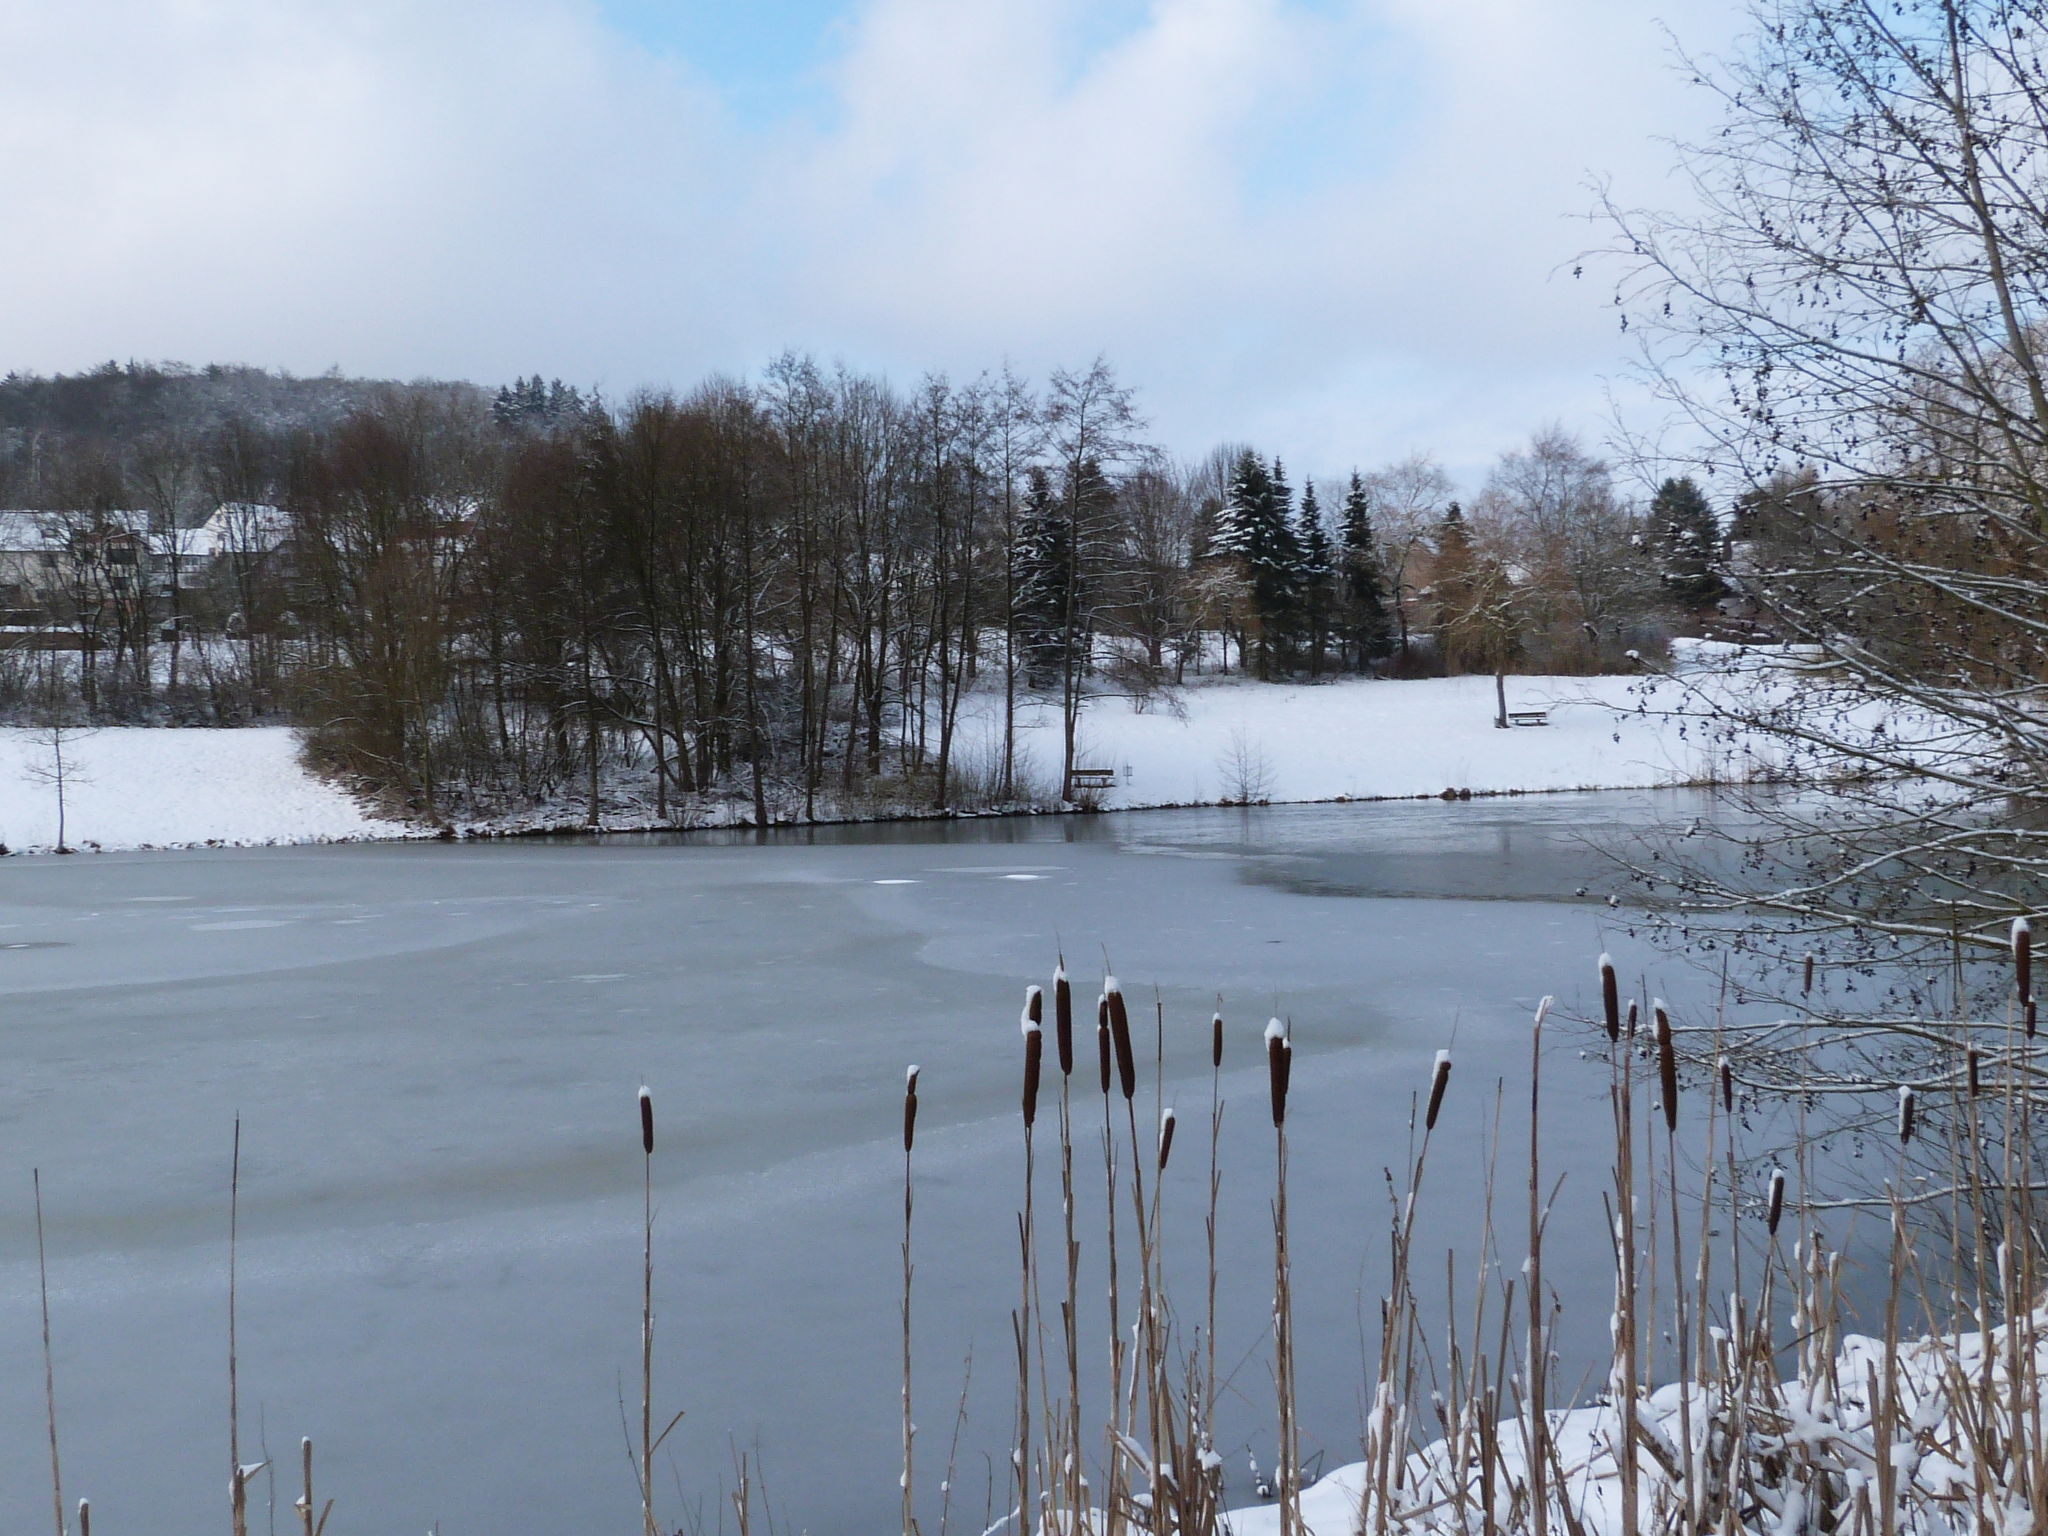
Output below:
[986,662,1775,809]
[0,650,1795,854]
[0,726,405,853]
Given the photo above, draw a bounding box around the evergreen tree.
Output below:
[1296,479,1336,675]
[1648,476,1725,609]
[1338,471,1393,671]
[1012,467,1074,688]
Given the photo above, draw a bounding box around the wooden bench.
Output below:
[1067,767,1118,791]
[1507,709,1551,728]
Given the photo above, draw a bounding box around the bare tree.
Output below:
[1603,0,2048,1161]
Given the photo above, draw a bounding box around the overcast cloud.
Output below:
[0,0,1743,484]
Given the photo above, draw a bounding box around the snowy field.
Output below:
[0,726,404,854]
[989,664,1773,808]
[0,653,1795,854]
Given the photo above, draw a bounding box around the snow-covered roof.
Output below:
[186,503,292,557]
[0,513,61,552]
[0,510,150,551]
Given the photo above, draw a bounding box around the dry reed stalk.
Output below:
[297,1437,332,1536]
[1265,1017,1299,1536]
[1205,1009,1224,1473]
[1017,993,1043,1535]
[2016,916,2034,1037]
[902,1064,920,1536]
[229,1116,246,1536]
[639,1085,658,1536]
[1094,989,1126,1533]
[1600,954,1620,1043]
[1523,999,1552,1536]
[1053,966,1085,1530]
[1106,978,1160,1523]
[34,1170,66,1536]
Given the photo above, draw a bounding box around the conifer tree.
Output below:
[1296,480,1336,676]
[1011,468,1074,688]
[1338,471,1393,672]
[1648,476,1725,610]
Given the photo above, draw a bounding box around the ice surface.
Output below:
[0,791,1779,1534]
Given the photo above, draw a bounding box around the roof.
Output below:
[0,510,150,551]
[186,503,292,557]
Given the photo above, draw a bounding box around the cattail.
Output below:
[1425,1049,1452,1131]
[1022,1017,1043,1129]
[1211,1011,1224,1070]
[1719,1055,1734,1115]
[1025,985,1043,1027]
[1654,1001,1678,1134]
[1158,1108,1178,1172]
[1096,996,1111,1096]
[1265,1019,1289,1127]
[1625,999,1639,1039]
[1106,978,1136,1102]
[1766,1168,1786,1235]
[903,1065,920,1152]
[1968,1044,1983,1098]
[1054,965,1074,1077]
[1898,1084,1916,1145]
[78,1499,90,1536]
[1803,951,1815,996]
[638,1085,654,1156]
[1599,953,1620,1041]
[2015,917,2033,1000]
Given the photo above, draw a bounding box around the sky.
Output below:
[0,0,1745,487]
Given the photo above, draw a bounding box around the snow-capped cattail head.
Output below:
[1625,999,1640,1039]
[1803,951,1815,997]
[638,1085,654,1156]
[1599,954,1620,1042]
[1654,1001,1678,1134]
[76,1500,89,1536]
[1425,1050,1453,1132]
[1766,1168,1786,1235]
[1107,978,1136,1102]
[1054,964,1074,1077]
[1022,1020,1043,1130]
[1968,1044,1983,1099]
[1898,1084,1916,1145]
[1025,985,1043,1027]
[2015,917,2033,1004]
[1719,1056,1734,1116]
[1158,1108,1177,1172]
[1096,996,1112,1097]
[1211,1011,1224,1070]
[903,1065,920,1153]
[1265,1019,1290,1128]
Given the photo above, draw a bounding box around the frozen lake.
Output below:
[0,793,1723,1534]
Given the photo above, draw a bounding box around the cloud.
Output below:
[0,0,1743,484]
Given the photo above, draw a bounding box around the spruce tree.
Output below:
[1339,471,1393,672]
[1296,480,1336,676]
[1011,468,1073,688]
[1649,476,1725,609]
[1254,458,1306,675]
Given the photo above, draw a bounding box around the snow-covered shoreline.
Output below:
[0,661,1773,856]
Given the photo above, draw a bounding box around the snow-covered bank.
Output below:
[1225,1307,2047,1536]
[0,666,1770,854]
[988,668,1760,808]
[0,726,406,854]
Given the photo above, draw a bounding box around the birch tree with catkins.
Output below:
[1601,0,2048,1210]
